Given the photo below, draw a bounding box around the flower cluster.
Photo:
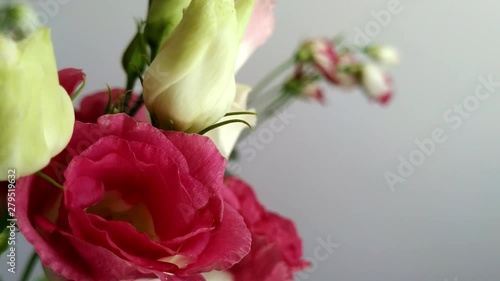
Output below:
[286,38,400,105]
[0,1,400,281]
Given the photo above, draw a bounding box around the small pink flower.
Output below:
[58,68,85,97]
[224,177,309,281]
[297,38,339,83]
[236,0,277,70]
[16,114,251,281]
[285,66,325,104]
[330,52,359,88]
[302,83,325,104]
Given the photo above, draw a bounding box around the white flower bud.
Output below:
[361,63,393,105]
[366,45,400,65]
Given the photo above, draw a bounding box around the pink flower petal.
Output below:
[180,205,251,274]
[58,68,85,97]
[237,0,277,70]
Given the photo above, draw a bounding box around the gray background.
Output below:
[3,0,500,280]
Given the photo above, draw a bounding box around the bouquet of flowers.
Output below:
[0,1,399,280]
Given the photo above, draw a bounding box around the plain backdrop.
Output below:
[3,0,500,280]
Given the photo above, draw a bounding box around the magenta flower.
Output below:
[16,114,251,281]
[224,177,309,281]
[58,68,86,98]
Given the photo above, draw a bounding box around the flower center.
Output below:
[87,190,159,241]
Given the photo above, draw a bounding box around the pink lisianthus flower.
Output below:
[58,68,86,97]
[301,82,325,104]
[297,38,339,83]
[58,68,148,123]
[331,52,359,88]
[16,114,251,281]
[236,0,277,70]
[224,177,309,281]
[283,66,325,104]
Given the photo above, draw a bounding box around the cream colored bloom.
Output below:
[361,63,393,104]
[206,84,257,158]
[366,44,400,65]
[0,28,74,179]
[144,0,253,133]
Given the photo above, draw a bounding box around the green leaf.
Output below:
[0,227,8,255]
[0,203,9,233]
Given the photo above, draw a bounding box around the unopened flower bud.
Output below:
[331,52,359,88]
[144,0,191,56]
[284,67,325,104]
[296,38,339,83]
[144,0,254,133]
[365,44,400,65]
[0,29,75,179]
[0,3,40,40]
[361,63,393,105]
[122,23,149,87]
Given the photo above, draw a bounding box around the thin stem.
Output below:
[260,94,293,122]
[35,172,65,190]
[122,76,137,112]
[19,251,38,281]
[248,58,294,104]
[70,78,86,101]
[224,111,257,117]
[104,85,113,114]
[249,84,282,109]
[199,119,253,135]
[128,94,144,117]
[237,94,292,141]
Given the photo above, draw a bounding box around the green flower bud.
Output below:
[122,22,149,88]
[365,44,400,65]
[0,3,40,40]
[144,0,191,57]
[0,28,75,179]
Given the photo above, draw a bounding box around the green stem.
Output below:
[122,76,137,112]
[250,84,282,109]
[19,251,38,281]
[128,93,144,117]
[224,111,257,117]
[236,93,292,142]
[260,94,293,122]
[35,172,65,190]
[199,119,253,135]
[248,58,294,104]
[70,78,86,101]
